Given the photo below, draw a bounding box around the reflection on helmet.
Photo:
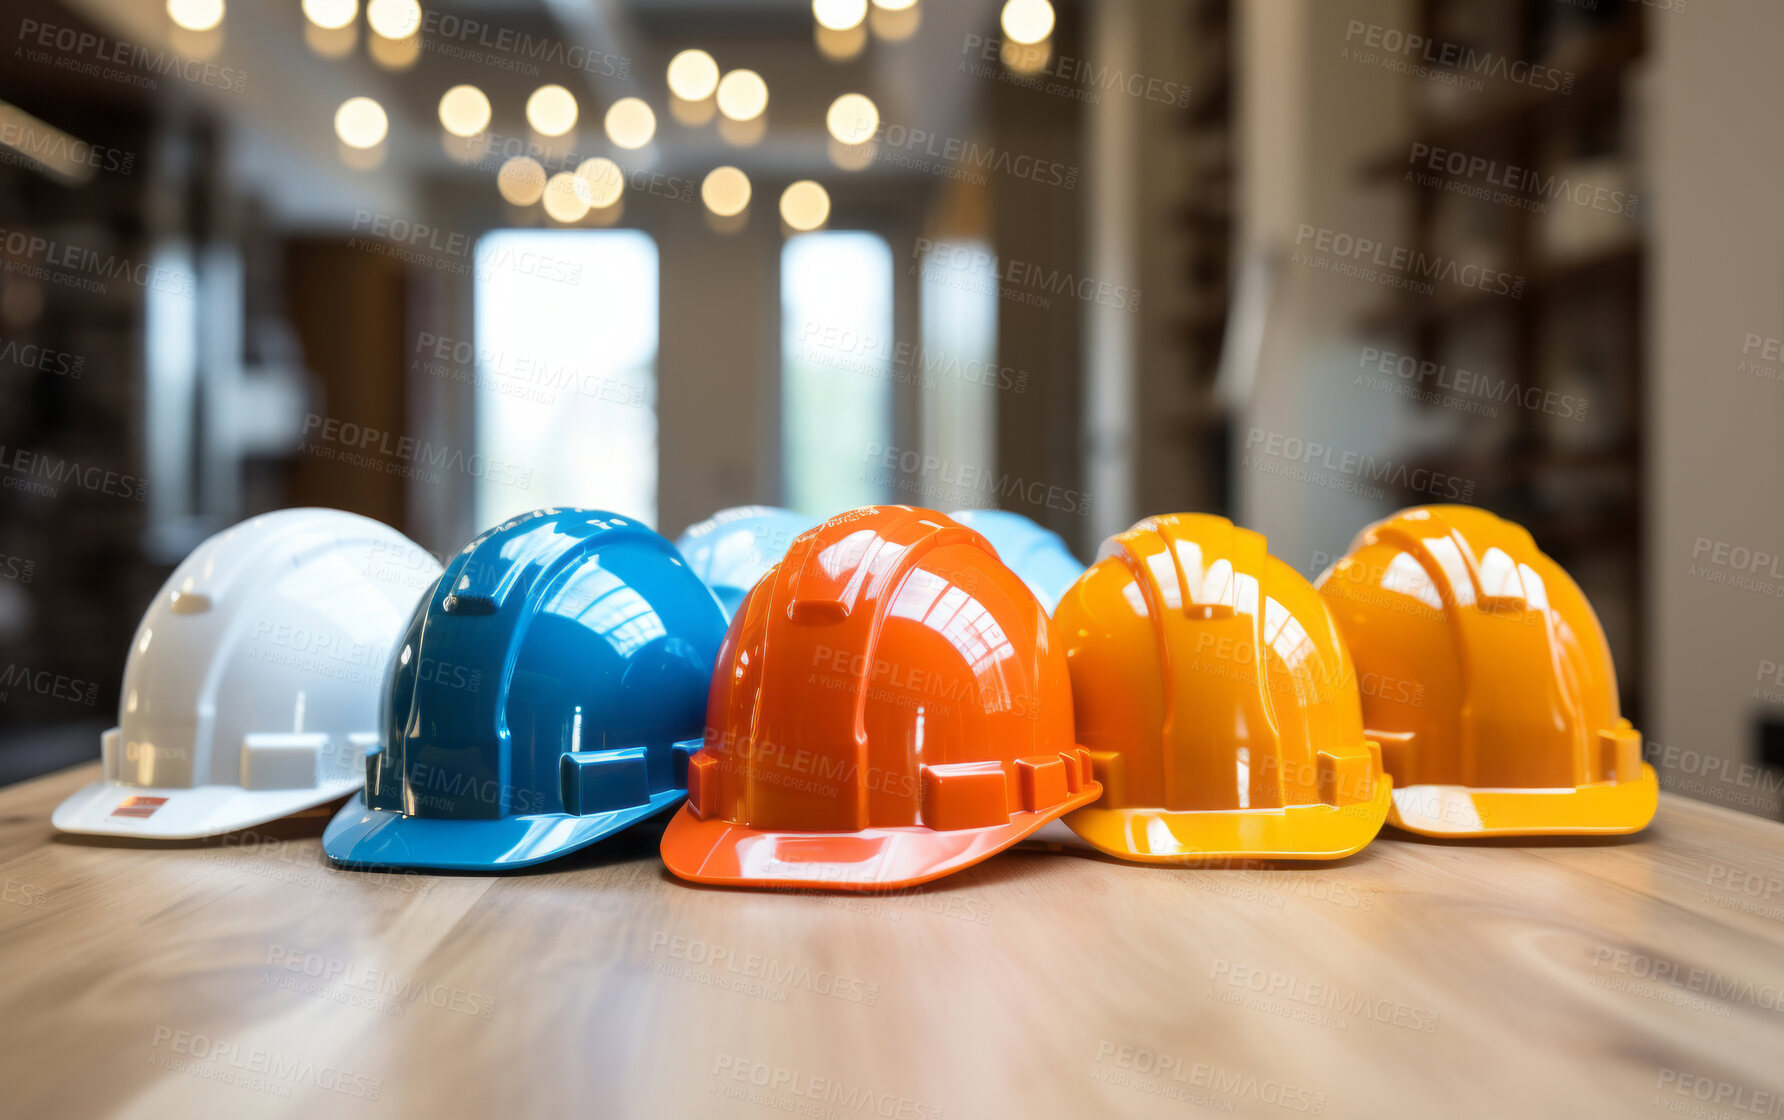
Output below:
[949,509,1085,614]
[1318,504,1655,836]
[52,508,441,839]
[1058,513,1391,862]
[323,507,727,870]
[661,505,1100,891]
[675,505,818,619]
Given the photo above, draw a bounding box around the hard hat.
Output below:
[323,507,727,871]
[949,509,1085,614]
[1317,504,1656,836]
[52,509,442,839]
[1057,513,1392,862]
[660,505,1101,891]
[674,505,818,619]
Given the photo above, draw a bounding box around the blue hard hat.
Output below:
[674,505,818,620]
[323,508,727,871]
[948,509,1086,614]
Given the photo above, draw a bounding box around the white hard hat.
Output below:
[52,508,442,839]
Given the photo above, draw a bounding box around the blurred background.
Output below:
[1,0,1779,817]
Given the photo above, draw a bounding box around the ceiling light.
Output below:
[813,0,867,31]
[526,84,579,136]
[779,181,831,231]
[701,166,751,217]
[1000,0,1054,45]
[604,98,656,149]
[334,97,388,149]
[365,0,420,39]
[167,0,225,32]
[716,70,768,122]
[301,0,355,31]
[825,93,879,145]
[438,85,491,138]
[666,50,720,101]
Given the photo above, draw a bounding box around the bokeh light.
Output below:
[526,84,579,136]
[825,93,879,145]
[333,97,388,149]
[605,98,657,149]
[666,50,720,101]
[438,85,491,138]
[779,181,831,231]
[575,157,625,208]
[497,156,547,206]
[167,0,225,32]
[716,70,768,122]
[543,172,591,223]
[702,166,752,217]
[301,0,355,31]
[1000,0,1054,45]
[813,0,867,31]
[365,0,420,39]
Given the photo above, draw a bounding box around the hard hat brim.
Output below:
[1062,777,1394,862]
[1386,763,1659,837]
[51,777,361,840]
[321,790,686,871]
[659,781,1102,891]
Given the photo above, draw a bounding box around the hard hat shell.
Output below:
[1057,513,1391,862]
[660,505,1101,891]
[674,505,818,619]
[322,508,727,871]
[948,509,1085,614]
[52,509,442,839]
[1317,504,1656,837]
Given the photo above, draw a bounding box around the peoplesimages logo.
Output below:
[263,944,498,1021]
[1092,1040,1328,1114]
[649,932,880,1007]
[1242,428,1475,502]
[299,413,533,490]
[1653,1068,1784,1118]
[147,1024,382,1101]
[1207,958,1442,1034]
[709,1055,943,1119]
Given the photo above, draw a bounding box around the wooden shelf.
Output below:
[1360,241,1640,334]
[1357,22,1644,181]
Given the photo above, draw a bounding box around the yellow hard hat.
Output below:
[1317,505,1656,837]
[1058,513,1392,862]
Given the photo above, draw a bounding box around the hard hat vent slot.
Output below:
[1598,725,1641,783]
[560,746,650,815]
[101,727,123,781]
[444,593,499,615]
[1016,755,1069,812]
[920,762,1010,830]
[670,738,703,787]
[240,733,327,791]
[168,591,211,614]
[687,752,720,820]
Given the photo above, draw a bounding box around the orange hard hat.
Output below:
[1057,514,1391,862]
[660,505,1100,891]
[1317,504,1656,836]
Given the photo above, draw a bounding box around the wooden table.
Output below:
[3,762,1783,1119]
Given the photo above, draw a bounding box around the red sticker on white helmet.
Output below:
[111,796,169,819]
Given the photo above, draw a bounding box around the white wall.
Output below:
[1647,0,1784,813]
[1232,0,1412,575]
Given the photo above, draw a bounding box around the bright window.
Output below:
[473,229,658,528]
[781,231,894,518]
[919,239,998,500]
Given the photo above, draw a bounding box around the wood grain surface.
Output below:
[3,762,1783,1119]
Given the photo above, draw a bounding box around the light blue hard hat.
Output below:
[949,509,1085,613]
[674,505,818,620]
